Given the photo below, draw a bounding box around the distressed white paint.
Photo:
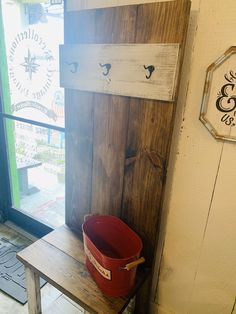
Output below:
[153,0,236,313]
[67,0,174,11]
[60,44,180,101]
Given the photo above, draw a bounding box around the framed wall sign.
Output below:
[200,47,236,142]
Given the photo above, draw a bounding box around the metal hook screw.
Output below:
[99,63,112,76]
[66,62,79,73]
[144,65,155,79]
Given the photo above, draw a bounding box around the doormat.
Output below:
[0,237,46,304]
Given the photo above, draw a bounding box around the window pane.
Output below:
[5,118,65,228]
[1,1,64,127]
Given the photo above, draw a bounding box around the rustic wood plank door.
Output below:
[63,1,190,311]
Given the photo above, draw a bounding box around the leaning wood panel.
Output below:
[64,2,191,313]
[60,44,180,101]
[67,0,175,11]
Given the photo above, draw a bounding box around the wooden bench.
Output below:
[17,225,148,314]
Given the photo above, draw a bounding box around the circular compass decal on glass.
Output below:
[21,48,40,81]
[8,28,55,101]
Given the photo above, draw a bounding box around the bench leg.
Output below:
[25,267,42,314]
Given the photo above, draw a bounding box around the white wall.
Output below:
[153,1,236,313]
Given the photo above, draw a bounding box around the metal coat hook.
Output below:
[144,65,155,79]
[99,63,112,76]
[66,62,79,73]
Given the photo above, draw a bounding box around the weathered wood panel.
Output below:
[67,0,175,11]
[60,44,180,101]
[64,2,190,313]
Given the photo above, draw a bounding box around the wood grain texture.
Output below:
[121,0,191,267]
[65,5,137,224]
[63,2,191,313]
[17,228,148,314]
[122,99,173,260]
[90,5,137,217]
[67,0,175,11]
[65,89,94,229]
[91,94,129,215]
[64,7,96,229]
[25,267,42,314]
[60,44,180,101]
[42,225,85,263]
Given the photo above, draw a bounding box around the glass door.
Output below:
[0,0,65,236]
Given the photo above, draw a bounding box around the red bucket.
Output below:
[82,215,145,297]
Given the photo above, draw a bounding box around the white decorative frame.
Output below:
[200,46,236,142]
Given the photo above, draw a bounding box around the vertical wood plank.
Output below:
[91,95,129,215]
[80,6,137,216]
[65,9,96,228]
[25,267,42,314]
[123,99,173,259]
[120,1,191,312]
[90,5,137,216]
[65,5,137,226]
[65,90,94,228]
[122,0,191,265]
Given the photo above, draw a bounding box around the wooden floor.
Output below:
[0,223,85,314]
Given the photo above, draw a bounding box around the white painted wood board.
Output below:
[154,0,236,313]
[67,0,175,11]
[188,144,236,314]
[60,44,180,101]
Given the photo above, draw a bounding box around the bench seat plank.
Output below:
[17,227,148,314]
[42,225,85,263]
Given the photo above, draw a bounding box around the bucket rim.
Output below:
[82,214,143,262]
